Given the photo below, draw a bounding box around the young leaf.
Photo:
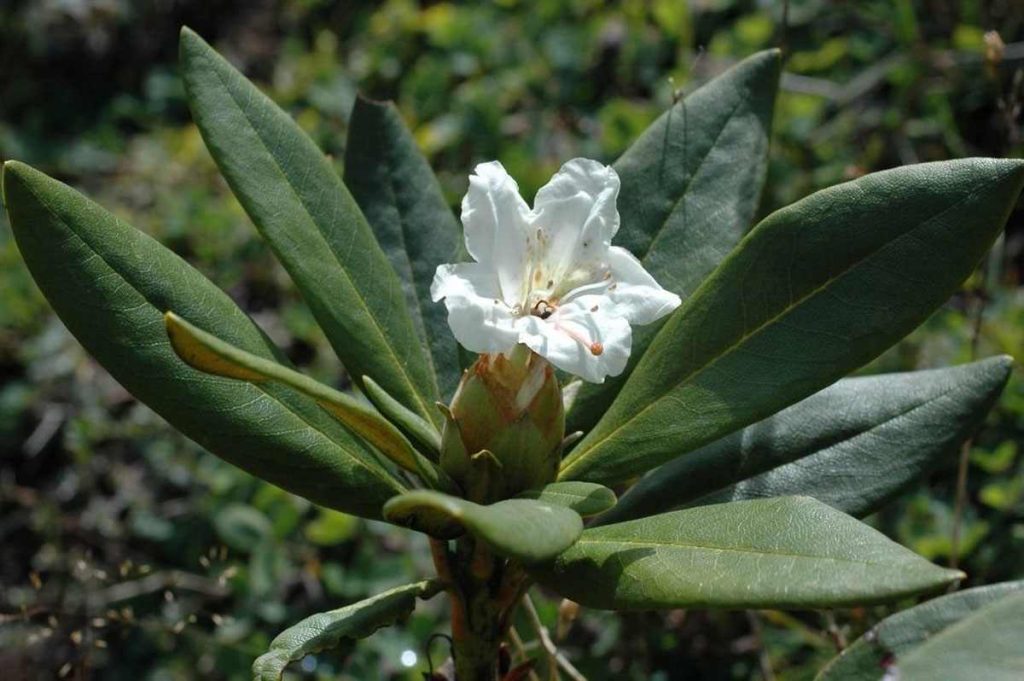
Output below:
[345,96,463,401]
[383,490,583,564]
[567,49,782,434]
[252,579,443,681]
[179,28,441,428]
[363,375,442,457]
[532,496,962,610]
[560,159,1024,485]
[605,357,1013,523]
[2,162,403,518]
[164,312,451,491]
[517,482,617,517]
[818,580,1024,681]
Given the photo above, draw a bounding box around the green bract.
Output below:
[3,28,1022,681]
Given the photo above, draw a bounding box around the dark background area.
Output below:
[1,1,1023,679]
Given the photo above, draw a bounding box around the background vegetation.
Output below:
[1,1,1022,679]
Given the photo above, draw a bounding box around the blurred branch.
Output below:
[88,570,229,609]
[521,594,586,681]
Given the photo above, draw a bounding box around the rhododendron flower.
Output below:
[431,158,681,383]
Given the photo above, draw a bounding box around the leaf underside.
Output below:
[252,580,443,681]
[383,490,583,564]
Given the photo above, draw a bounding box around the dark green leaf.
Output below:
[252,579,443,681]
[818,580,1024,681]
[383,490,583,564]
[518,481,617,517]
[345,96,463,401]
[567,50,782,434]
[2,161,403,518]
[179,28,441,428]
[606,357,1012,523]
[561,159,1024,485]
[533,496,962,610]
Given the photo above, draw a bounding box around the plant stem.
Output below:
[433,536,528,680]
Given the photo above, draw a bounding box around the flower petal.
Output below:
[460,161,531,305]
[518,295,631,383]
[532,158,620,280]
[605,246,682,325]
[431,263,519,354]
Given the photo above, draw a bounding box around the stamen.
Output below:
[553,319,604,357]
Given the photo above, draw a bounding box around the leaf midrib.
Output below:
[574,535,916,569]
[560,171,995,481]
[204,56,437,424]
[630,95,747,265]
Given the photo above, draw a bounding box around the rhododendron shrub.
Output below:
[4,27,1023,681]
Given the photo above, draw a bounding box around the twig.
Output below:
[822,611,847,651]
[745,611,776,681]
[508,627,542,681]
[950,271,989,575]
[521,594,587,681]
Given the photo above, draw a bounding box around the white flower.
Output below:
[431,158,681,383]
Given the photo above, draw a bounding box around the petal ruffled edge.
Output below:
[531,158,621,278]
[605,246,682,326]
[460,161,532,305]
[431,263,520,354]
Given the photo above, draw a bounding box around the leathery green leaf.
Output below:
[179,27,441,427]
[164,311,451,490]
[383,490,583,564]
[2,161,403,518]
[884,589,1024,680]
[606,357,1013,523]
[817,580,1024,681]
[517,482,617,517]
[567,49,782,434]
[532,497,962,610]
[561,159,1024,485]
[252,580,443,681]
[345,96,463,401]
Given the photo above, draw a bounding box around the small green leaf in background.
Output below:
[605,357,1012,523]
[383,490,583,564]
[2,162,403,518]
[252,579,443,681]
[517,481,617,517]
[533,496,961,610]
[345,96,463,401]
[214,504,273,552]
[818,581,1024,681]
[561,159,1024,486]
[304,509,359,546]
[567,49,782,434]
[179,28,442,427]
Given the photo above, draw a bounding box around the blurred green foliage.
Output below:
[1,1,1023,679]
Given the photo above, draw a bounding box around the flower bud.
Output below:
[440,346,565,502]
